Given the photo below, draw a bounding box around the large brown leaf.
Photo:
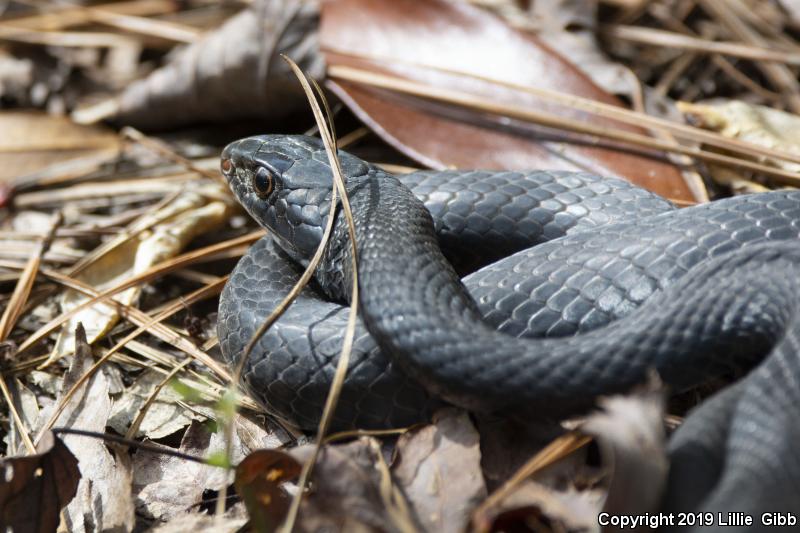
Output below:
[320,0,696,202]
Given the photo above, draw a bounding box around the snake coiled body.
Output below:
[218,135,800,525]
[219,151,676,428]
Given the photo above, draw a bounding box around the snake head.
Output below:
[221,134,369,267]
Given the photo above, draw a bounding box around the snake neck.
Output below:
[319,169,483,316]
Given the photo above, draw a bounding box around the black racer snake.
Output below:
[218,134,800,526]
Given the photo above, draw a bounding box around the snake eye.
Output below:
[252,166,274,198]
[221,158,233,175]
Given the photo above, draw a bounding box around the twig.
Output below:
[121,127,225,184]
[278,57,362,533]
[52,427,212,465]
[325,50,800,169]
[604,24,800,65]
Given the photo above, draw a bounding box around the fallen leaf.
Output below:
[472,382,667,533]
[478,483,601,533]
[36,324,135,533]
[472,435,602,533]
[132,416,276,523]
[0,111,119,183]
[392,408,486,533]
[108,370,201,440]
[527,0,641,100]
[44,182,234,366]
[292,438,420,532]
[780,0,800,23]
[582,380,668,521]
[679,100,800,174]
[233,413,292,456]
[321,0,695,202]
[475,416,561,492]
[0,50,33,105]
[76,0,323,129]
[0,430,80,533]
[234,449,301,532]
[4,378,40,456]
[133,421,226,522]
[147,511,248,533]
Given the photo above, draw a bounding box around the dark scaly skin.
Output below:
[218,137,674,429]
[397,169,675,274]
[219,135,800,525]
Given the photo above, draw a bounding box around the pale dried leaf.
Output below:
[36,326,135,533]
[10,210,57,233]
[108,370,200,439]
[473,384,665,533]
[478,481,601,532]
[234,413,290,454]
[133,420,249,521]
[99,0,324,130]
[392,408,486,533]
[5,379,40,456]
[0,111,118,182]
[679,100,800,173]
[46,184,234,365]
[147,511,248,533]
[0,50,33,103]
[28,370,62,397]
[473,440,602,533]
[581,382,668,517]
[529,0,640,99]
[779,0,800,23]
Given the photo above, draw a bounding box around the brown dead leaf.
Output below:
[472,383,666,533]
[0,111,119,183]
[292,438,419,533]
[321,0,695,202]
[0,430,80,533]
[77,0,323,129]
[472,434,601,533]
[392,408,486,533]
[475,416,562,492]
[234,449,301,532]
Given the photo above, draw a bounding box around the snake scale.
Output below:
[218,135,800,526]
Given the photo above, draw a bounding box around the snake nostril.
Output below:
[221,158,233,174]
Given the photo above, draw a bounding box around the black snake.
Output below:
[218,135,800,525]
